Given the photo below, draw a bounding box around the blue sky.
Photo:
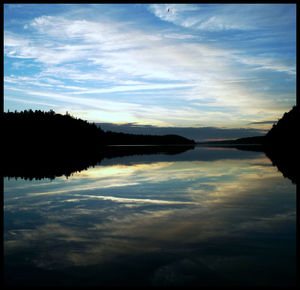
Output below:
[4,4,296,130]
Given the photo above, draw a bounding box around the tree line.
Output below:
[2,110,195,179]
[3,109,195,148]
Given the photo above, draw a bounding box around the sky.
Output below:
[4,3,296,133]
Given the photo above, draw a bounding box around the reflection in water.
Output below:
[4,147,296,286]
[3,145,195,180]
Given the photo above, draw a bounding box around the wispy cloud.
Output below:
[149,4,201,27]
[4,4,296,128]
[149,4,296,32]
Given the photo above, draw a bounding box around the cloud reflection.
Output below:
[4,148,296,286]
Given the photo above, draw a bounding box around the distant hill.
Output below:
[96,122,266,143]
[104,131,195,145]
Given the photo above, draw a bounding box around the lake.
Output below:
[3,146,296,287]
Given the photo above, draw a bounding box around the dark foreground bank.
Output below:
[2,110,195,179]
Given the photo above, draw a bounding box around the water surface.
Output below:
[4,146,296,286]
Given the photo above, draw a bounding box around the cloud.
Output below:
[5,86,141,112]
[149,4,296,32]
[7,17,289,122]
[4,32,30,47]
[149,4,200,26]
[4,96,60,108]
[4,76,54,87]
[233,54,296,75]
[249,120,276,125]
[4,5,296,128]
[68,83,195,95]
[149,4,248,31]
[5,13,236,79]
[196,16,247,31]
[5,11,294,83]
[29,15,138,50]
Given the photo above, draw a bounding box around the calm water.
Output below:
[4,146,296,287]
